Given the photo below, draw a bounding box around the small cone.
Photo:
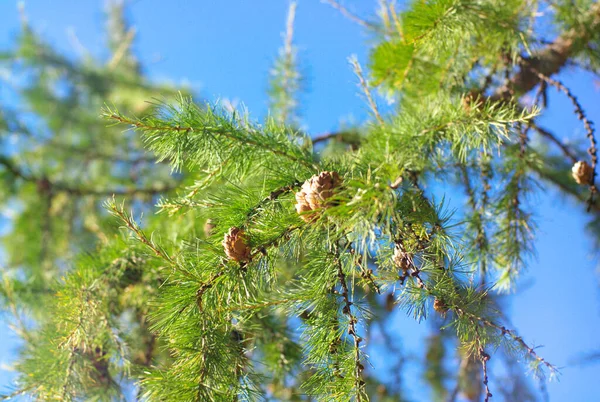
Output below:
[433,298,448,314]
[295,171,342,221]
[393,246,411,271]
[572,160,593,185]
[295,190,315,222]
[223,227,251,262]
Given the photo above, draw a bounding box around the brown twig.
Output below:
[457,309,558,376]
[489,3,600,101]
[532,69,598,210]
[311,132,343,144]
[0,155,175,197]
[531,123,578,164]
[474,325,493,402]
[335,250,365,401]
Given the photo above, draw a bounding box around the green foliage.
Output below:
[3,1,600,401]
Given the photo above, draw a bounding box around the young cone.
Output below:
[433,298,448,314]
[223,227,251,262]
[393,246,411,271]
[572,160,594,185]
[295,171,342,221]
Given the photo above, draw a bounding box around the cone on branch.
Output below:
[295,171,342,222]
[393,245,411,271]
[433,298,448,315]
[222,227,251,262]
[571,160,594,185]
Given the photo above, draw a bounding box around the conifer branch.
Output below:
[531,123,578,164]
[0,154,175,196]
[531,69,598,210]
[457,309,558,378]
[106,109,318,171]
[269,1,301,126]
[106,199,175,266]
[467,320,493,402]
[459,162,489,278]
[350,56,384,125]
[311,131,343,144]
[490,2,600,101]
[335,247,365,401]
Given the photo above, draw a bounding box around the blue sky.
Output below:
[0,1,599,401]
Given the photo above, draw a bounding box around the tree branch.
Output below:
[0,155,176,196]
[491,3,600,101]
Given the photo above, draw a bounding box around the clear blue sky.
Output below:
[0,1,599,401]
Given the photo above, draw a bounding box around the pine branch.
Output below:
[335,248,365,401]
[105,198,175,266]
[106,104,318,171]
[457,309,559,379]
[531,69,598,210]
[268,1,301,126]
[531,123,578,164]
[0,155,175,196]
[350,56,384,125]
[491,2,600,101]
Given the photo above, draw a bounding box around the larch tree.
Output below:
[1,0,600,401]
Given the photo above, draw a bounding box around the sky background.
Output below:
[0,1,599,401]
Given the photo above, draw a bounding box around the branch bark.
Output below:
[491,3,600,101]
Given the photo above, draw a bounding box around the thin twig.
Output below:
[311,132,343,144]
[108,114,318,170]
[0,155,175,196]
[321,0,375,29]
[284,2,297,57]
[349,57,384,125]
[335,248,365,401]
[457,309,558,375]
[107,200,175,265]
[474,325,493,402]
[531,123,578,163]
[532,69,598,210]
[107,28,136,70]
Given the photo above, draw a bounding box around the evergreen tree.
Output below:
[2,1,600,401]
[0,1,184,397]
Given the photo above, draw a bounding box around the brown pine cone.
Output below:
[393,246,411,271]
[572,160,594,185]
[294,190,315,222]
[295,171,342,221]
[222,227,251,262]
[433,298,448,314]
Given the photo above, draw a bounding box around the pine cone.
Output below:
[294,190,316,222]
[222,227,251,262]
[572,160,593,185]
[295,171,342,221]
[393,246,411,271]
[433,298,448,314]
